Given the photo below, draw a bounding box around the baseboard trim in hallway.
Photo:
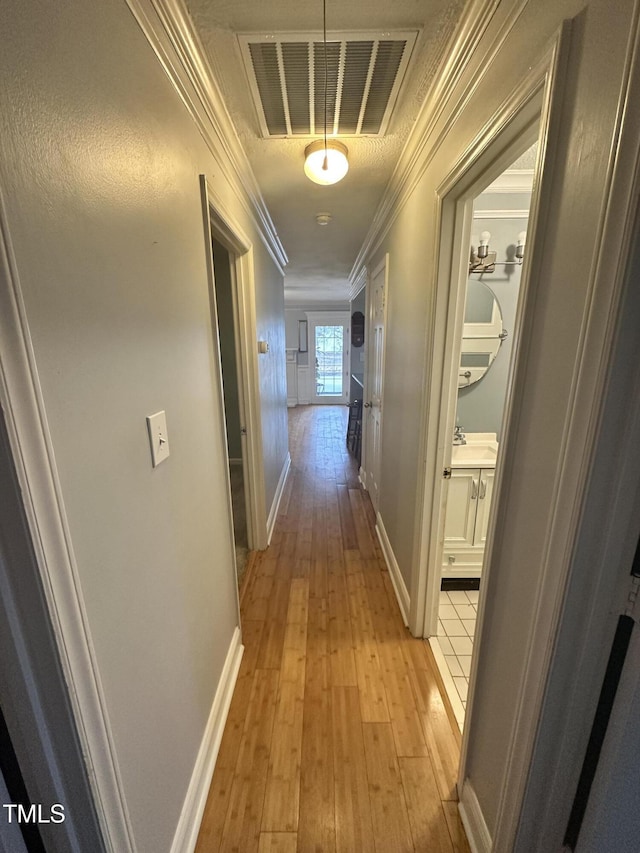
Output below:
[267,451,291,544]
[170,627,243,853]
[375,512,410,627]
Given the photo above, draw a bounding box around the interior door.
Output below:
[364,256,388,512]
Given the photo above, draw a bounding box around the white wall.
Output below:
[0,1,286,850]
[359,0,640,842]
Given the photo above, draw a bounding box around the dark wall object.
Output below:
[352,311,365,347]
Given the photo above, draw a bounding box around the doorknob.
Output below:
[364,401,372,408]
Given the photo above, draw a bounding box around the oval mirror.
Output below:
[458,280,505,388]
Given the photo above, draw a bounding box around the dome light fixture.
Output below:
[304,141,349,185]
[303,0,349,186]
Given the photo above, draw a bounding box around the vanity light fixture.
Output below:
[469,230,497,274]
[515,230,527,261]
[303,0,349,186]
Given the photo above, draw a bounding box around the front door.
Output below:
[308,313,350,405]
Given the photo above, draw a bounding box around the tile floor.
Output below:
[434,589,479,727]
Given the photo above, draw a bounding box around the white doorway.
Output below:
[433,149,536,728]
[200,176,269,560]
[307,311,350,404]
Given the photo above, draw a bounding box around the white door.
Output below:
[364,256,388,511]
[308,313,350,405]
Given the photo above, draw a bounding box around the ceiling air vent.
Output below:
[239,31,419,138]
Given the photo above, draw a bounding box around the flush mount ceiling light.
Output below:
[304,0,349,185]
[305,140,349,185]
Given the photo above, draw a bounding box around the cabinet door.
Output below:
[474,468,495,546]
[443,468,479,549]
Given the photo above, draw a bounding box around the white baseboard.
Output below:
[170,627,243,853]
[375,513,410,627]
[459,779,492,853]
[266,452,291,544]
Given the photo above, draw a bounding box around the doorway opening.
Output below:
[432,143,537,729]
[210,238,251,586]
[307,311,351,404]
[200,175,270,582]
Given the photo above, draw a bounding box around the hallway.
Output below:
[196,406,470,852]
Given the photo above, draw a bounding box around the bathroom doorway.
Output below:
[433,146,536,728]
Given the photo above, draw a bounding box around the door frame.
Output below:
[0,190,133,848]
[411,22,571,846]
[306,311,351,404]
[200,176,268,552]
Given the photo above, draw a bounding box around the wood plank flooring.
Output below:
[196,405,469,853]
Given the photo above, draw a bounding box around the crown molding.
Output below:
[348,266,368,302]
[474,208,530,219]
[349,0,532,285]
[124,0,288,275]
[484,168,535,193]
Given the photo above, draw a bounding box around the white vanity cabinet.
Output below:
[442,466,495,577]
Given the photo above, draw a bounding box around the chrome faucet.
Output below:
[453,425,467,445]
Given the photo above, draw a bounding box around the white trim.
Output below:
[348,266,368,302]
[170,628,243,853]
[483,169,535,193]
[0,194,135,851]
[375,513,409,627]
[267,452,291,544]
[200,175,269,553]
[458,780,492,853]
[124,0,287,276]
[428,637,465,730]
[473,208,530,219]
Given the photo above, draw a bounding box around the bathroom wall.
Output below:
[456,191,531,439]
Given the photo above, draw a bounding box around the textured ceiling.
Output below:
[186,0,467,303]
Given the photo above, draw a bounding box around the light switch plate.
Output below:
[146,411,170,467]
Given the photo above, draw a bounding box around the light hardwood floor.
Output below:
[196,405,470,853]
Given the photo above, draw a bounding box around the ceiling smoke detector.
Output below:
[316,212,332,226]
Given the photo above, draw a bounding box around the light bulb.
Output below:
[516,230,527,260]
[478,230,491,259]
[304,140,349,186]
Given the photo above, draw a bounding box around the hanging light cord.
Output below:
[322,0,328,171]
